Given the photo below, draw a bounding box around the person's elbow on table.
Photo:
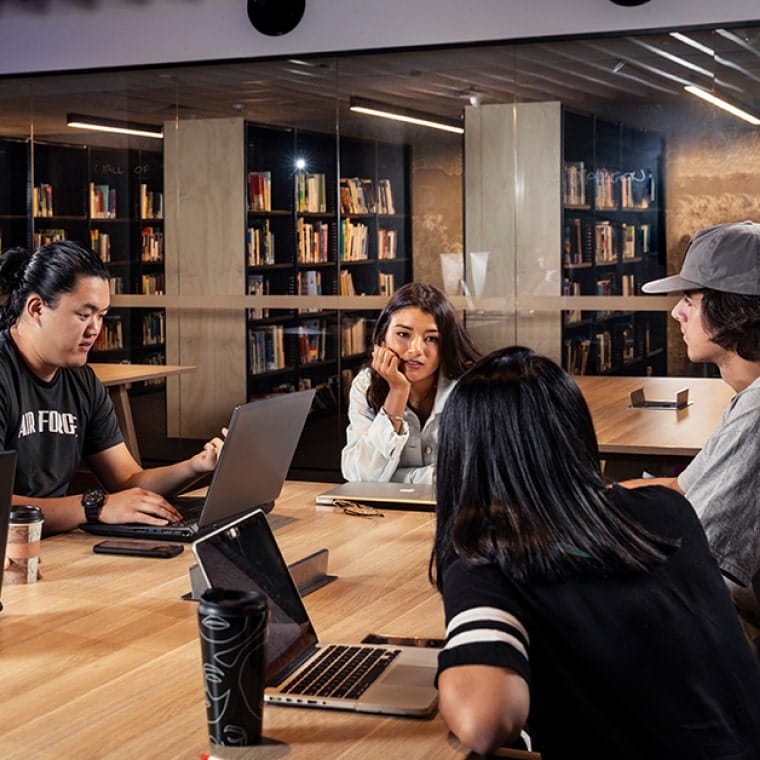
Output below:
[438,665,529,756]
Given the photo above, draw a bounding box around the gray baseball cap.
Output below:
[641,220,760,295]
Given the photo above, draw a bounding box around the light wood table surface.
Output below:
[574,375,734,459]
[0,481,487,760]
[90,362,196,464]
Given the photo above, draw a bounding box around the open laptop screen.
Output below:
[194,510,318,684]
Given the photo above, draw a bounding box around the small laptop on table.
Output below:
[315,480,436,511]
[192,508,439,717]
[81,389,315,542]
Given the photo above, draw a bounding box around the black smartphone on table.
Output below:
[93,540,184,559]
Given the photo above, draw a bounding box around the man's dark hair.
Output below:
[0,240,109,330]
[700,288,760,361]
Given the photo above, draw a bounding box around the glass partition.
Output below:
[1,23,759,476]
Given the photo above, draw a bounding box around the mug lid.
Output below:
[9,505,44,523]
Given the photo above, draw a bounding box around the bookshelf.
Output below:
[562,110,666,377]
[166,117,411,477]
[0,137,31,252]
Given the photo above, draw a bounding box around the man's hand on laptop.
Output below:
[99,488,184,525]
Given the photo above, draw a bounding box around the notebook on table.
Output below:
[0,450,17,612]
[80,389,315,542]
[192,509,439,717]
[315,481,436,511]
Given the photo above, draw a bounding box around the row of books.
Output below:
[338,177,396,215]
[247,274,270,320]
[379,271,395,296]
[141,227,164,262]
[248,171,271,212]
[248,221,275,266]
[250,325,286,374]
[564,162,657,210]
[91,229,111,261]
[140,273,164,295]
[340,219,369,261]
[296,172,327,213]
[33,184,54,217]
[142,310,165,346]
[34,228,66,248]
[93,316,124,352]
[297,319,327,364]
[90,183,117,219]
[297,218,330,263]
[565,331,613,374]
[564,218,651,265]
[139,184,163,220]
[341,316,367,357]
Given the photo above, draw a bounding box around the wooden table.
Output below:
[0,481,492,760]
[574,375,734,459]
[90,363,196,464]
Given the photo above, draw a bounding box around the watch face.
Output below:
[83,489,105,508]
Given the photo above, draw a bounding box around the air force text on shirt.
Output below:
[18,410,78,437]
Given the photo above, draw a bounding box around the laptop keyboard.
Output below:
[282,644,401,700]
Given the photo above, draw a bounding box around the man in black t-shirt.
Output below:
[0,241,224,534]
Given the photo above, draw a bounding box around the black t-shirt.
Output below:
[0,330,123,497]
[438,485,760,759]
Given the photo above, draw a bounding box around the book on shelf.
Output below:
[339,269,356,296]
[248,220,275,265]
[565,337,591,375]
[141,227,164,262]
[139,184,163,219]
[621,272,636,296]
[621,223,636,259]
[563,217,586,265]
[89,182,117,219]
[563,161,586,206]
[341,316,366,357]
[298,319,327,364]
[141,273,165,295]
[247,273,270,319]
[296,172,327,213]
[34,228,66,248]
[247,171,272,212]
[621,324,635,361]
[379,271,395,296]
[639,223,651,254]
[377,179,395,214]
[109,276,123,295]
[93,315,123,352]
[594,168,616,210]
[91,229,111,262]
[142,310,166,346]
[594,221,616,264]
[596,331,612,372]
[377,228,397,259]
[249,325,286,374]
[297,218,330,263]
[620,168,655,209]
[32,184,53,217]
[340,218,369,261]
[562,277,583,323]
[339,177,371,215]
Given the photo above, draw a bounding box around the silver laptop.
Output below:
[0,450,17,612]
[81,390,315,541]
[192,509,439,717]
[315,481,436,511]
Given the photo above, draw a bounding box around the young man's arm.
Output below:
[618,476,684,493]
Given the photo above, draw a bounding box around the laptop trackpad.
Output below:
[381,664,435,688]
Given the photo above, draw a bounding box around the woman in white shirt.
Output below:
[341,283,479,483]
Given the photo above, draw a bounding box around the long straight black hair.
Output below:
[430,346,678,589]
[366,282,480,413]
[0,240,109,330]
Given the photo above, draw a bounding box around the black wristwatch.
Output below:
[81,488,106,523]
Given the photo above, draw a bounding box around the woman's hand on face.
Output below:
[372,345,410,391]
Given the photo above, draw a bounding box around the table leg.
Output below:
[109,384,142,466]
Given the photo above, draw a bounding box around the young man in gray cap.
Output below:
[625,220,760,637]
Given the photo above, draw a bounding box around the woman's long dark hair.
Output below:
[366,282,480,412]
[0,240,109,330]
[430,346,678,589]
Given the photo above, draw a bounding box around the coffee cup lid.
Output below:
[9,505,44,523]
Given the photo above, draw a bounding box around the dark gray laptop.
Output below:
[0,450,17,612]
[315,481,436,511]
[192,509,439,717]
[81,390,315,541]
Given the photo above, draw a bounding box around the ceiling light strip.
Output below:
[684,85,760,125]
[349,98,464,134]
[66,113,163,139]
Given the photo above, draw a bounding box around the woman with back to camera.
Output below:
[431,346,760,759]
[341,282,479,483]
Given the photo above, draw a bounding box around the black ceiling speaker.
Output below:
[609,0,651,5]
[247,0,306,36]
